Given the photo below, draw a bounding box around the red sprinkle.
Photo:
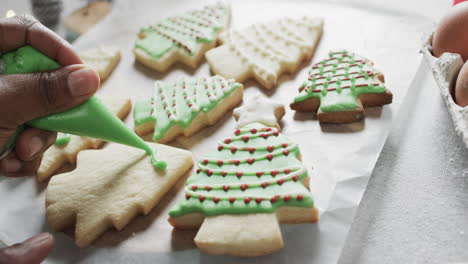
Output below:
[229,197,236,203]
[255,198,263,204]
[218,146,223,151]
[199,196,205,202]
[274,132,279,136]
[221,171,227,177]
[203,160,208,165]
[283,150,290,156]
[284,169,291,174]
[240,184,248,190]
[206,170,213,176]
[282,143,288,148]
[249,148,256,153]
[297,195,303,201]
[261,134,269,139]
[292,175,299,181]
[196,169,201,174]
[242,136,249,142]
[250,128,257,134]
[236,172,243,178]
[277,179,285,185]
[233,160,240,166]
[224,139,231,144]
[270,197,277,203]
[223,185,230,191]
[265,128,272,132]
[261,182,269,188]
[267,146,274,152]
[217,160,223,166]
[205,186,212,191]
[191,186,198,191]
[266,154,273,161]
[185,194,191,199]
[231,147,238,153]
[244,197,251,204]
[256,172,263,177]
[271,170,279,176]
[283,195,291,202]
[213,197,220,203]
[247,158,255,164]
[234,129,241,135]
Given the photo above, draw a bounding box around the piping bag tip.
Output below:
[151,154,167,170]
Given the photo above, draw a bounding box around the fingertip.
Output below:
[67,65,100,98]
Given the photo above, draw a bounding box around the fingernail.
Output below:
[29,136,43,158]
[1,158,21,173]
[24,233,52,247]
[68,67,99,97]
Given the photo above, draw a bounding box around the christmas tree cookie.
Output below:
[205,17,323,89]
[168,95,318,257]
[79,45,121,82]
[46,142,193,247]
[290,50,393,123]
[38,97,132,182]
[134,2,230,72]
[134,75,243,144]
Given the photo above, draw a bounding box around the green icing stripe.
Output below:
[293,50,387,112]
[134,76,241,142]
[134,2,228,58]
[169,123,315,217]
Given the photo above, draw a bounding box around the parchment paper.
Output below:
[0,1,433,263]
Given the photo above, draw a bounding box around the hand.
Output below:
[0,233,54,264]
[0,15,100,176]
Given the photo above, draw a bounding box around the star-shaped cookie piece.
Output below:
[233,93,285,130]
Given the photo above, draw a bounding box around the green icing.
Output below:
[0,46,167,169]
[293,50,387,112]
[54,134,71,145]
[134,76,241,142]
[1,46,60,74]
[134,2,228,58]
[169,123,314,217]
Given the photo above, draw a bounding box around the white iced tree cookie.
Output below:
[46,142,193,247]
[133,75,243,143]
[134,2,230,72]
[205,17,323,89]
[79,45,121,82]
[168,95,318,257]
[38,97,132,182]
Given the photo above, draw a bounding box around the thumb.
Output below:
[0,64,100,128]
[0,233,54,264]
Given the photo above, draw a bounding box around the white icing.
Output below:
[233,93,284,129]
[421,33,468,149]
[220,17,323,85]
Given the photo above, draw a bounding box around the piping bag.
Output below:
[0,46,167,169]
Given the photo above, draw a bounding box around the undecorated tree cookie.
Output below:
[134,75,243,143]
[134,2,230,72]
[168,95,318,257]
[205,17,323,89]
[38,97,132,181]
[290,50,393,123]
[79,46,121,82]
[46,142,193,247]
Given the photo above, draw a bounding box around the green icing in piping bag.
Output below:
[54,134,71,146]
[0,46,166,169]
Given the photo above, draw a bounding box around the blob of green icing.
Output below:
[169,123,315,217]
[1,46,60,74]
[54,134,71,146]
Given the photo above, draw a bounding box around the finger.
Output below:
[0,233,54,264]
[0,151,42,177]
[15,128,56,161]
[0,64,100,128]
[0,14,81,66]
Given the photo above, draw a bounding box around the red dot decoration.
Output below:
[234,130,241,135]
[267,146,274,152]
[297,195,303,201]
[223,185,230,191]
[256,172,263,177]
[270,197,277,203]
[203,160,208,165]
[277,179,285,185]
[231,147,237,153]
[283,195,291,202]
[244,197,251,204]
[261,182,269,188]
[205,186,212,191]
[266,154,273,161]
[229,197,235,203]
[284,169,291,174]
[247,158,255,164]
[242,136,249,142]
[191,186,198,191]
[196,169,201,174]
[199,196,205,202]
[249,148,256,153]
[271,170,279,176]
[236,172,243,178]
[233,160,240,166]
[266,128,272,132]
[292,175,299,181]
[218,146,223,151]
[213,197,220,203]
[240,184,248,190]
[282,144,288,148]
[217,160,223,166]
[185,194,191,199]
[250,128,257,134]
[261,134,269,139]
[283,150,290,156]
[274,132,279,136]
[224,139,231,144]
[206,170,213,176]
[255,198,263,204]
[221,171,227,177]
